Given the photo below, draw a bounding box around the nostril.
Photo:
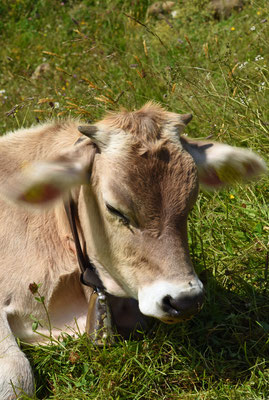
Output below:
[162,291,204,319]
[162,295,181,317]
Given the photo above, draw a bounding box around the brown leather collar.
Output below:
[64,197,153,339]
[64,198,105,291]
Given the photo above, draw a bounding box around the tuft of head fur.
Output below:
[101,102,177,143]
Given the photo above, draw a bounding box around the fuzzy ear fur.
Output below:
[2,141,97,207]
[180,136,267,190]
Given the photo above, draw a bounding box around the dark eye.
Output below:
[106,203,130,226]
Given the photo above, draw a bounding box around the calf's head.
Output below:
[8,103,266,323]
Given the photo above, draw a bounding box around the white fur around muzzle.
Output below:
[138,277,204,320]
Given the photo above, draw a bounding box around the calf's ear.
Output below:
[3,141,97,207]
[180,136,267,190]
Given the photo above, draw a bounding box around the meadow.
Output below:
[0,0,268,398]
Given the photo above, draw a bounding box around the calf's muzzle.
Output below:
[162,290,204,321]
[138,277,204,323]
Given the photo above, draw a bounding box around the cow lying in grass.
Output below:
[0,103,266,398]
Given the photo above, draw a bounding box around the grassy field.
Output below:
[0,0,268,398]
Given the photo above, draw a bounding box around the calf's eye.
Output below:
[105,203,130,226]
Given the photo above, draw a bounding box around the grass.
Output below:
[0,0,268,398]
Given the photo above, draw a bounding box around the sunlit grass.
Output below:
[0,0,268,398]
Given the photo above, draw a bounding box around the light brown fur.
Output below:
[0,102,265,398]
[0,104,195,344]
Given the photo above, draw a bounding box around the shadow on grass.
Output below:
[152,271,269,382]
[23,272,268,398]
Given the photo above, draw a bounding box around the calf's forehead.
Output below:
[98,143,199,227]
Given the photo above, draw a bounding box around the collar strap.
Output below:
[64,198,105,291]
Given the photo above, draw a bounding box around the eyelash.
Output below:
[105,203,130,226]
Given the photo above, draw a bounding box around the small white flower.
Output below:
[238,61,248,69]
[54,102,60,109]
[250,26,256,31]
[255,55,264,61]
[171,10,179,18]
[0,89,6,94]
[259,82,266,91]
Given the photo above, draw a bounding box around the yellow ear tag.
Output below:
[23,184,46,203]
[20,183,61,204]
[215,165,242,184]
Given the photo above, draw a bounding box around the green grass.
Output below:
[0,0,268,398]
